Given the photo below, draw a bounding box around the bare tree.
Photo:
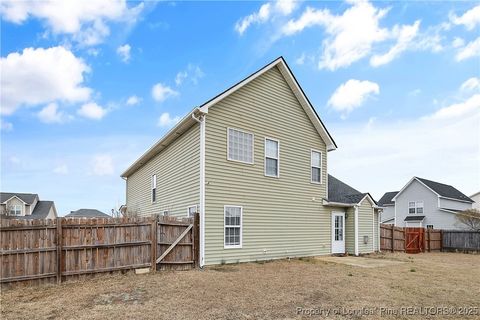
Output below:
[456,209,480,231]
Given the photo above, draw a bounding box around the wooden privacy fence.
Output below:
[442,230,480,252]
[1,214,199,288]
[380,224,442,253]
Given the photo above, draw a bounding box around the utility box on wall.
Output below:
[363,235,369,244]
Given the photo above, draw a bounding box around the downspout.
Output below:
[192,111,206,267]
[354,205,359,256]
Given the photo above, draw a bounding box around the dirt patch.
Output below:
[316,255,406,268]
[1,253,480,319]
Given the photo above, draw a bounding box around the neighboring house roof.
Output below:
[121,56,337,178]
[470,191,480,199]
[3,201,56,220]
[378,191,399,206]
[327,175,377,206]
[0,192,38,204]
[392,177,473,203]
[65,209,111,218]
[439,208,463,214]
[404,215,425,221]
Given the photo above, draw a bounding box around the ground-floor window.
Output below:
[224,206,242,248]
[187,205,197,218]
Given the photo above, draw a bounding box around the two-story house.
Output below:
[122,57,380,266]
[0,192,57,219]
[378,177,473,229]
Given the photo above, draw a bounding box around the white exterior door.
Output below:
[331,212,345,254]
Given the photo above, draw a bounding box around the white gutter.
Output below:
[354,205,359,256]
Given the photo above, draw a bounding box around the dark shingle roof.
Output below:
[65,209,111,218]
[378,191,399,206]
[416,177,473,203]
[0,192,38,204]
[404,215,425,221]
[328,175,375,205]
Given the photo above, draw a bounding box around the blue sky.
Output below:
[1,0,479,216]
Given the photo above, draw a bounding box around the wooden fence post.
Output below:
[391,224,394,252]
[194,212,200,268]
[56,217,63,284]
[440,230,444,252]
[151,216,157,272]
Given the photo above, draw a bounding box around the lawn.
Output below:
[1,253,479,319]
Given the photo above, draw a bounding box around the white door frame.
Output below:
[331,211,346,254]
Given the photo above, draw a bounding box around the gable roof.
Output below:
[392,177,473,203]
[65,209,111,218]
[327,175,377,206]
[1,192,38,204]
[378,191,399,206]
[121,56,336,178]
[2,201,56,220]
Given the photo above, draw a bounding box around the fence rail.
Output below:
[1,214,198,289]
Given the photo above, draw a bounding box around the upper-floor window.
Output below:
[311,150,322,183]
[265,138,279,177]
[227,128,254,164]
[9,205,21,216]
[408,201,423,214]
[152,174,157,203]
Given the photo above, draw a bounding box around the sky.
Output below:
[1,0,479,216]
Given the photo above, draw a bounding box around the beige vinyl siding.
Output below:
[357,198,375,254]
[204,66,330,265]
[6,198,24,216]
[374,210,379,251]
[345,207,355,254]
[126,124,200,217]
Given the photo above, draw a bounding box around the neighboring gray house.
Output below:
[471,191,480,210]
[0,192,57,219]
[379,177,473,229]
[65,209,111,218]
[122,57,380,266]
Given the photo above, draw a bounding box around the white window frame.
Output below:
[151,174,157,203]
[187,205,198,218]
[416,201,424,214]
[226,127,254,164]
[408,201,416,214]
[10,205,22,216]
[224,205,243,249]
[264,137,280,178]
[310,149,322,184]
[162,210,169,216]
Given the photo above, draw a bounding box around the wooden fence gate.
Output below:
[405,227,424,253]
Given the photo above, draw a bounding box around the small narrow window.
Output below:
[408,201,416,214]
[224,206,242,248]
[9,205,21,216]
[227,128,254,164]
[426,225,434,229]
[416,201,424,214]
[163,210,169,216]
[265,138,279,177]
[311,150,322,183]
[151,174,157,203]
[187,205,197,218]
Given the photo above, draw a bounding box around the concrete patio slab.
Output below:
[316,256,406,268]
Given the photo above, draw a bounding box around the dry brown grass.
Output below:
[1,253,479,319]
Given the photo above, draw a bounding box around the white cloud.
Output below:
[455,37,480,61]
[283,2,391,70]
[77,102,107,120]
[157,112,180,127]
[0,0,144,46]
[0,46,91,115]
[91,154,114,176]
[408,89,421,97]
[452,37,465,48]
[175,64,204,86]
[151,83,178,103]
[0,118,13,132]
[426,94,480,120]
[126,95,141,106]
[53,164,69,175]
[327,79,380,118]
[450,5,480,31]
[370,20,420,67]
[235,0,299,35]
[116,44,131,62]
[38,102,72,124]
[460,77,480,92]
[295,53,306,65]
